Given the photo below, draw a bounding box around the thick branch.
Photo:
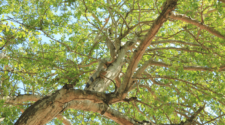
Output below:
[121,0,178,94]
[86,35,139,92]
[219,0,225,3]
[1,94,72,125]
[15,89,113,125]
[67,100,140,125]
[169,13,225,39]
[1,94,41,104]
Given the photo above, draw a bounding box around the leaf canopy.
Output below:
[0,0,225,124]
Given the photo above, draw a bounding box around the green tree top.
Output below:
[0,0,225,124]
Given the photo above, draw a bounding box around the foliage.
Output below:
[0,0,225,124]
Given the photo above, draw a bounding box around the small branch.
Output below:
[101,75,117,93]
[78,61,98,68]
[134,58,153,78]
[183,27,208,52]
[56,114,72,125]
[144,59,225,71]
[132,101,155,125]
[138,85,157,99]
[118,21,153,41]
[0,44,5,50]
[41,30,97,60]
[146,47,205,54]
[184,105,205,124]
[151,40,200,46]
[203,114,225,124]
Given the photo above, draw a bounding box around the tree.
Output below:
[0,0,225,124]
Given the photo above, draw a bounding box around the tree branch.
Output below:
[120,0,178,94]
[169,13,225,39]
[67,100,138,125]
[203,114,225,124]
[219,0,225,3]
[56,114,72,125]
[146,47,205,54]
[183,105,205,125]
[1,94,72,125]
[1,94,41,104]
[78,61,98,68]
[151,40,200,46]
[147,60,225,71]
[14,89,115,125]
